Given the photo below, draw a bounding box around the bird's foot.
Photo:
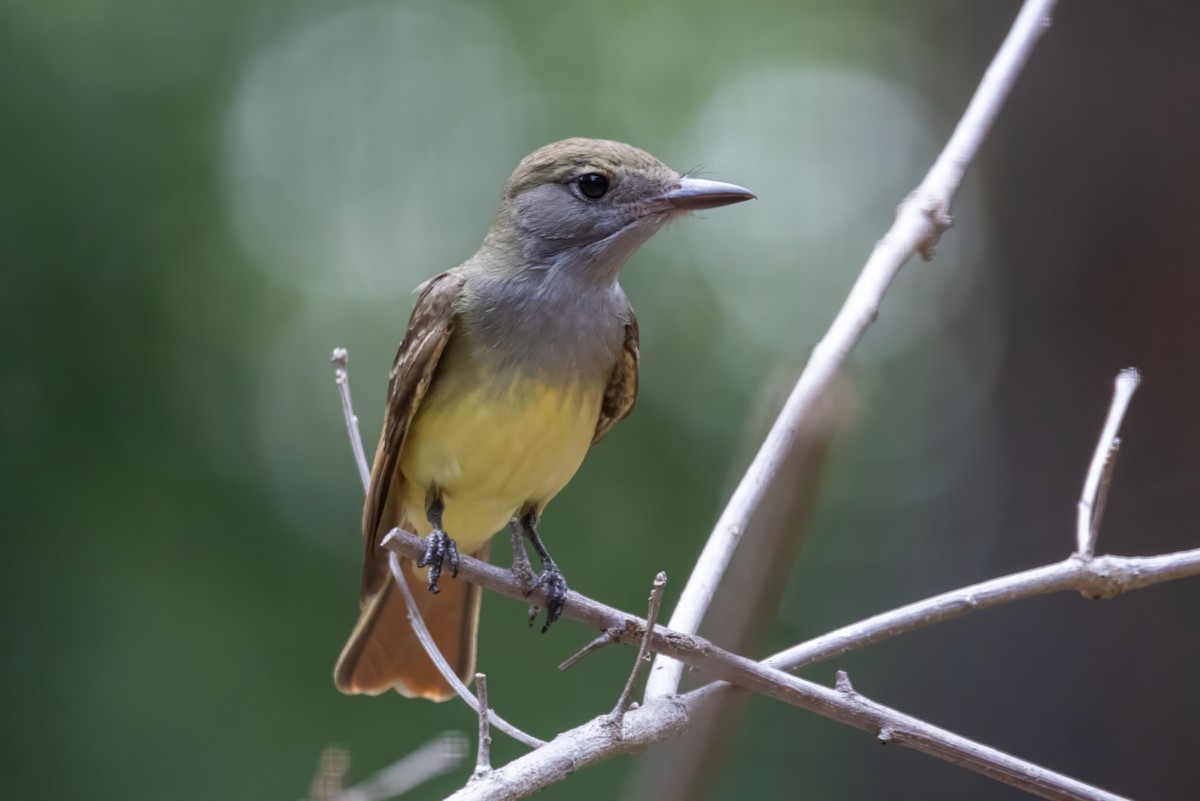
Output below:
[417,528,460,594]
[525,558,568,633]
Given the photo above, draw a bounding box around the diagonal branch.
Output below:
[684,548,1200,708]
[304,734,468,801]
[387,551,545,750]
[645,0,1062,700]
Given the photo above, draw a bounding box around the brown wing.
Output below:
[593,312,640,444]
[359,270,465,601]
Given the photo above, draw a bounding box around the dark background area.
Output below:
[3,1,1198,799]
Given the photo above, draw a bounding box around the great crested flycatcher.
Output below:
[334,138,754,699]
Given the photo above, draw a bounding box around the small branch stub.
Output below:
[559,626,625,671]
[474,673,492,777]
[331,347,371,494]
[1076,368,1142,558]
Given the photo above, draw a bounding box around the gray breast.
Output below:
[459,269,630,383]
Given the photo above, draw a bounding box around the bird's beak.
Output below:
[655,177,756,211]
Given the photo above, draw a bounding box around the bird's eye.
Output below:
[576,173,610,199]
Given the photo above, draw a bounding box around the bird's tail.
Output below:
[333,548,486,700]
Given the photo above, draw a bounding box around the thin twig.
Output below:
[473,674,492,776]
[610,573,667,724]
[1089,439,1121,547]
[388,552,546,749]
[559,626,625,671]
[331,348,370,493]
[644,0,1062,700]
[1076,368,1142,558]
[302,733,469,801]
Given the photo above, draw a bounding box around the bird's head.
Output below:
[481,138,754,282]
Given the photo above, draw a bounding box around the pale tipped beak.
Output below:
[656,177,756,211]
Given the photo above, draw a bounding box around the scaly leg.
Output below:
[518,510,568,632]
[416,495,460,594]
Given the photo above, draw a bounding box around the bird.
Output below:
[334,138,754,699]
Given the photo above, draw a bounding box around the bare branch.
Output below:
[610,573,667,724]
[559,626,625,671]
[645,0,1062,700]
[1076,368,1142,558]
[305,734,468,801]
[448,651,1137,801]
[819,673,1130,801]
[443,702,690,801]
[331,348,371,494]
[387,551,546,750]
[688,548,1200,701]
[630,376,843,801]
[383,525,1200,800]
[473,674,492,777]
[382,528,1200,707]
[309,745,351,801]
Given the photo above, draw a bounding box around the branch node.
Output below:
[835,670,855,695]
[877,727,895,746]
[917,199,954,261]
[1074,556,1126,601]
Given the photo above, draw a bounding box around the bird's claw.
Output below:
[525,560,568,633]
[417,528,460,594]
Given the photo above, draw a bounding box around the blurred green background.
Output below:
[4,0,1199,798]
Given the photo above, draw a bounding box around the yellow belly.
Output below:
[398,372,603,553]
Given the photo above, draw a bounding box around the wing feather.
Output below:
[359,270,465,601]
[592,312,640,444]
